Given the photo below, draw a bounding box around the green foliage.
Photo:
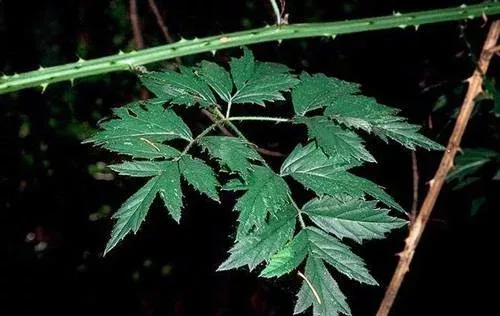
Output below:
[292,73,359,116]
[446,148,500,216]
[302,195,407,243]
[297,116,376,163]
[86,48,442,315]
[280,143,404,213]
[294,256,351,316]
[104,164,181,253]
[219,212,296,271]
[324,95,443,151]
[179,156,220,202]
[140,67,216,107]
[85,101,193,146]
[233,166,291,239]
[228,48,299,106]
[199,135,263,178]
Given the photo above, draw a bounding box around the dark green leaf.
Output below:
[297,116,376,163]
[307,227,377,285]
[234,166,291,239]
[105,175,161,254]
[140,67,216,107]
[229,48,299,106]
[260,229,309,278]
[470,197,486,216]
[230,47,255,91]
[447,148,499,185]
[292,72,359,116]
[303,195,406,243]
[108,161,168,177]
[294,256,351,316]
[222,178,248,191]
[199,136,263,178]
[218,212,296,271]
[102,138,180,159]
[196,61,233,102]
[86,102,192,147]
[157,163,183,222]
[281,143,404,212]
[180,155,220,201]
[324,95,443,150]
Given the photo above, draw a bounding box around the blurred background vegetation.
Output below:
[1,0,499,315]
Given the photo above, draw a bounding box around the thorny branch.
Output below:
[376,20,500,316]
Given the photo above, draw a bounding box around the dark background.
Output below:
[1,0,499,315]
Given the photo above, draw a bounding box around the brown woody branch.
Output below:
[147,0,182,65]
[129,0,145,49]
[376,20,500,316]
[129,0,149,100]
[409,151,419,224]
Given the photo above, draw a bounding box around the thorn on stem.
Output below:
[40,83,48,94]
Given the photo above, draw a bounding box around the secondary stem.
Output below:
[289,193,306,229]
[225,100,233,118]
[211,108,276,169]
[228,116,291,123]
[175,121,221,159]
[176,110,290,161]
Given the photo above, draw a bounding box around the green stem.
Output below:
[289,193,306,229]
[227,116,291,123]
[225,100,233,118]
[212,108,273,169]
[2,3,500,94]
[175,121,221,159]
